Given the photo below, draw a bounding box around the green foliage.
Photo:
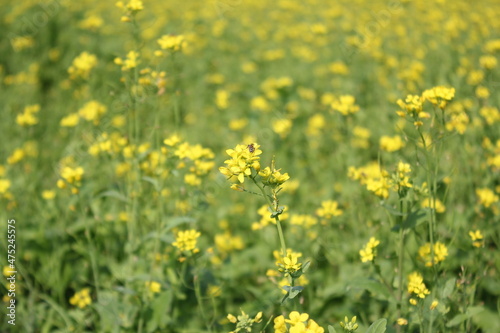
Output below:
[0,0,500,332]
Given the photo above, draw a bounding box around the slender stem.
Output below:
[274,216,288,258]
[194,273,212,332]
[418,129,435,267]
[251,177,288,256]
[397,198,405,333]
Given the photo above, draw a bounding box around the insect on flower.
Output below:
[247,143,255,153]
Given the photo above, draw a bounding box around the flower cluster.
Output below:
[16,104,40,127]
[407,271,430,300]
[219,143,262,184]
[259,165,290,187]
[69,288,92,308]
[339,316,359,332]
[331,95,360,116]
[396,86,455,127]
[276,250,303,277]
[68,52,97,80]
[315,200,343,220]
[116,0,144,22]
[391,161,413,192]
[114,51,140,71]
[57,166,84,194]
[172,229,201,259]
[157,34,187,54]
[359,237,380,263]
[469,230,484,248]
[418,242,448,267]
[274,311,324,333]
[227,310,263,333]
[252,205,289,230]
[422,86,456,109]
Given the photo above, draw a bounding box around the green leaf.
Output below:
[328,325,338,333]
[446,313,469,327]
[446,306,484,327]
[348,278,393,301]
[302,261,311,273]
[366,318,387,333]
[380,202,407,216]
[281,285,304,303]
[392,209,427,232]
[165,216,196,232]
[142,176,160,191]
[98,190,129,203]
[441,277,456,299]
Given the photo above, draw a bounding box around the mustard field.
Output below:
[1,0,500,332]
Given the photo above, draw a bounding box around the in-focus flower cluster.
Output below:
[219,143,262,184]
[276,249,303,277]
[259,166,290,187]
[396,86,455,127]
[274,311,324,333]
[339,316,359,332]
[227,310,262,333]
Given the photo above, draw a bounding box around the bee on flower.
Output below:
[219,143,262,184]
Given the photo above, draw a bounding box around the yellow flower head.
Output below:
[219,143,262,184]
[227,310,263,333]
[316,200,343,219]
[422,86,455,109]
[69,288,92,308]
[359,237,380,263]
[469,230,484,248]
[418,242,448,267]
[68,52,97,80]
[407,272,430,298]
[172,229,201,255]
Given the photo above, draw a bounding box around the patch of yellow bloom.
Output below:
[418,242,448,267]
[157,34,186,53]
[476,188,499,208]
[145,281,161,293]
[421,198,446,213]
[359,237,380,263]
[316,200,343,219]
[469,230,484,248]
[16,104,40,127]
[68,52,97,80]
[78,101,107,125]
[379,135,405,152]
[331,95,360,115]
[274,311,324,333]
[219,143,262,184]
[172,229,201,255]
[407,272,430,298]
[69,288,92,308]
[114,51,140,71]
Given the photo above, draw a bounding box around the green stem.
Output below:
[251,177,288,256]
[397,200,405,325]
[194,273,212,332]
[418,129,436,267]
